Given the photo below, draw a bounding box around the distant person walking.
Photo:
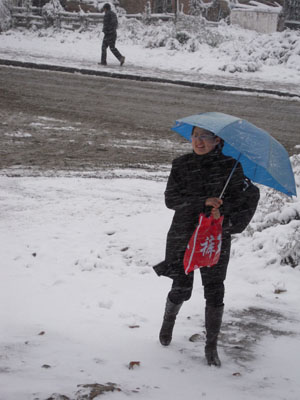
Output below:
[100,3,125,66]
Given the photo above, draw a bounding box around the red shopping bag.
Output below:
[183,213,224,275]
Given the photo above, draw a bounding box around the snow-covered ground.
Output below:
[1,10,300,400]
[1,156,300,400]
[0,17,300,95]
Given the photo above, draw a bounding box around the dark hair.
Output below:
[191,126,214,136]
[103,3,111,10]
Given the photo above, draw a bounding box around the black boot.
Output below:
[159,297,183,346]
[205,305,224,367]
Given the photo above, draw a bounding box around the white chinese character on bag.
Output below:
[200,234,222,259]
[200,235,215,257]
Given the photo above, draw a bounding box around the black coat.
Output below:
[154,148,259,278]
[102,10,118,36]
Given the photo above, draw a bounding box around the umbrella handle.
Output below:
[219,155,241,199]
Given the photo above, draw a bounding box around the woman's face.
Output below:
[191,127,221,155]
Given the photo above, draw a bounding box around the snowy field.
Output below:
[0,17,300,95]
[1,155,300,400]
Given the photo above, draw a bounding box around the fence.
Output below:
[11,7,175,30]
[11,7,104,29]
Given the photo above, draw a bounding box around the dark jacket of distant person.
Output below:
[102,8,118,36]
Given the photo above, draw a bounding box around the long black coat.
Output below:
[154,147,255,278]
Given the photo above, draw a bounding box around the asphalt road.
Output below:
[0,65,299,174]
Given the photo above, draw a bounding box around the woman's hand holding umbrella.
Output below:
[205,197,223,219]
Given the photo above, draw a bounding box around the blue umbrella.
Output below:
[171,112,297,197]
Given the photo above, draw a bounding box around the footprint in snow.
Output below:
[98,300,113,309]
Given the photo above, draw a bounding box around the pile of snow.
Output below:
[42,0,64,25]
[119,16,300,73]
[219,27,300,73]
[233,154,300,270]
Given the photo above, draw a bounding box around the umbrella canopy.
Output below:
[172,112,297,197]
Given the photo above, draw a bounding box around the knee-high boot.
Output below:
[205,305,224,367]
[159,297,183,346]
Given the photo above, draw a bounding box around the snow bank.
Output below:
[232,154,300,269]
[119,17,300,73]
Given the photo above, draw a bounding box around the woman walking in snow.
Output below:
[154,126,259,366]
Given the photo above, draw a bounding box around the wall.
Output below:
[118,0,146,14]
[231,9,279,33]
